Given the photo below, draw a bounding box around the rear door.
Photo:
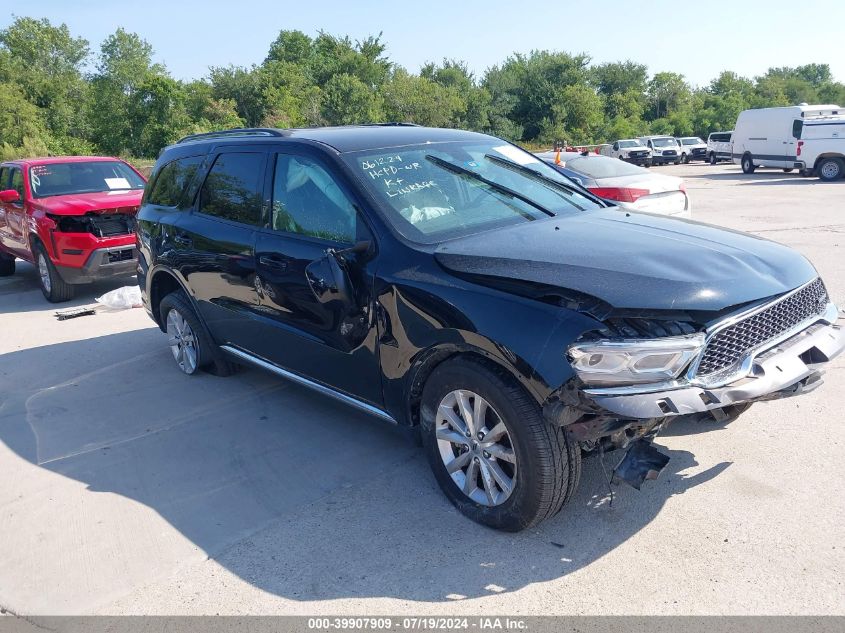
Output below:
[174,147,267,348]
[251,148,383,405]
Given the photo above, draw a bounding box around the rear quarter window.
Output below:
[147,155,204,207]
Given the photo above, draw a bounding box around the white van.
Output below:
[732,104,845,180]
[706,131,733,164]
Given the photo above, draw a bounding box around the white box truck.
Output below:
[732,104,845,180]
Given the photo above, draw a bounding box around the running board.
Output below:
[220,345,398,425]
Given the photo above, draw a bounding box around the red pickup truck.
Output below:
[0,156,146,302]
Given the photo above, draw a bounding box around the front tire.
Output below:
[420,357,580,531]
[782,168,794,173]
[34,242,74,302]
[709,152,717,165]
[741,154,756,174]
[681,153,688,164]
[817,157,844,182]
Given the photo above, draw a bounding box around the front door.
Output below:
[1,166,28,257]
[251,149,382,406]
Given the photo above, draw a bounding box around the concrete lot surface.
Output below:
[0,163,843,615]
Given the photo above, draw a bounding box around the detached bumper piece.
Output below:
[585,308,845,420]
[613,440,670,489]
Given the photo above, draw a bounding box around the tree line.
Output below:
[2,16,844,160]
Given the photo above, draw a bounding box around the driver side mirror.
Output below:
[305,240,371,307]
[0,189,20,203]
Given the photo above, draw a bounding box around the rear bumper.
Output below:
[583,308,845,420]
[55,245,137,284]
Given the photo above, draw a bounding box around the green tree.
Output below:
[647,72,691,119]
[0,16,91,151]
[91,28,162,154]
[320,73,382,125]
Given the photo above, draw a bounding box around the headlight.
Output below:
[567,334,705,386]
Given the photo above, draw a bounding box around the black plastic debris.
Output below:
[55,307,96,321]
[613,439,670,490]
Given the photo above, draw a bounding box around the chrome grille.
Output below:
[695,278,829,377]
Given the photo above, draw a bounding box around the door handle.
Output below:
[173,234,192,247]
[259,255,288,272]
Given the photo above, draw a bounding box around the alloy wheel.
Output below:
[38,253,51,294]
[435,389,516,507]
[166,308,198,374]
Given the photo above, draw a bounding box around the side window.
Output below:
[198,152,264,225]
[0,167,9,190]
[792,119,804,140]
[147,155,204,207]
[270,154,357,244]
[9,168,24,201]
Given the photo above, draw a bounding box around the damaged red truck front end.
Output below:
[0,156,146,302]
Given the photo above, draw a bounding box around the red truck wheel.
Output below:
[34,242,75,302]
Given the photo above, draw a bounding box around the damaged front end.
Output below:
[49,212,137,238]
[547,278,845,489]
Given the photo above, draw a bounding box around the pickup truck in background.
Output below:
[0,156,146,302]
[602,139,653,166]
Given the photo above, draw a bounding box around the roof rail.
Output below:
[176,128,285,144]
[362,122,422,127]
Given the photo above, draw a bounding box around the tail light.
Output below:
[589,187,650,203]
[797,141,804,156]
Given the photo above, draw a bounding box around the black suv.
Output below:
[137,126,844,531]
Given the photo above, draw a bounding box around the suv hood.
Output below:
[434,210,817,313]
[32,190,143,216]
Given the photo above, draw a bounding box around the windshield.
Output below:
[29,161,145,198]
[564,155,648,179]
[342,140,603,243]
[651,138,678,148]
[617,140,642,148]
[680,137,704,145]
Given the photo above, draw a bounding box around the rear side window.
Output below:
[0,167,9,190]
[792,119,804,139]
[198,153,264,225]
[147,156,204,207]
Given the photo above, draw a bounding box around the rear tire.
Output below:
[33,242,74,302]
[817,157,844,182]
[159,290,237,376]
[782,168,794,173]
[0,253,14,277]
[741,154,756,174]
[420,357,581,531]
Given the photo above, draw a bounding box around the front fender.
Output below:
[376,273,601,425]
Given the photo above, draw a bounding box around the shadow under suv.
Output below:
[136,125,844,531]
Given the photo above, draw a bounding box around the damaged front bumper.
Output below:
[583,307,845,420]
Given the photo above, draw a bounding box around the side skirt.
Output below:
[220,345,398,425]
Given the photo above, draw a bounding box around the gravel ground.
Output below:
[0,162,843,616]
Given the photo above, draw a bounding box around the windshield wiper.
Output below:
[482,154,597,210]
[424,155,555,218]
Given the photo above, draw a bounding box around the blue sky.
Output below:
[4,0,844,87]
